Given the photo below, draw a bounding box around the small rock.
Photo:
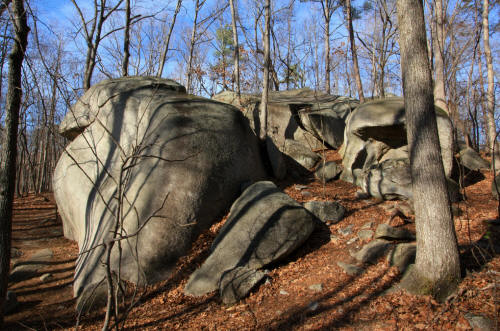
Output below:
[307,301,319,311]
[346,237,358,245]
[361,222,373,230]
[396,202,414,216]
[387,243,416,272]
[279,289,289,295]
[337,261,363,276]
[308,284,323,292]
[303,201,346,223]
[30,248,54,261]
[338,224,354,237]
[40,273,53,282]
[295,185,308,191]
[4,291,18,314]
[357,229,374,240]
[464,313,495,330]
[219,267,267,304]
[375,224,415,241]
[315,162,342,183]
[352,239,392,264]
[301,191,312,198]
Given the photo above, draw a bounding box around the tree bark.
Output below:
[187,0,202,94]
[396,0,460,301]
[346,0,364,102]
[0,0,28,324]
[432,0,448,113]
[482,0,496,156]
[259,0,270,142]
[322,0,331,94]
[157,0,182,77]
[121,0,131,76]
[229,0,240,100]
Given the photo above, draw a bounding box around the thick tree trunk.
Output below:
[0,0,28,324]
[482,0,496,156]
[346,0,364,102]
[259,0,270,142]
[121,0,131,76]
[157,0,182,77]
[396,0,460,301]
[432,0,448,113]
[229,0,240,100]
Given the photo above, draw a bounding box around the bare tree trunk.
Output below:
[432,0,448,113]
[187,0,203,94]
[482,0,496,155]
[229,0,240,100]
[0,0,28,324]
[259,0,270,142]
[346,0,364,102]
[322,0,331,94]
[121,0,131,76]
[396,0,460,301]
[157,0,182,77]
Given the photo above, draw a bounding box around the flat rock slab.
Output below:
[375,224,415,241]
[184,181,316,297]
[219,267,267,305]
[464,313,495,330]
[352,239,392,264]
[303,201,346,224]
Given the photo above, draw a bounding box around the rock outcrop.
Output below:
[53,77,267,306]
[184,181,316,297]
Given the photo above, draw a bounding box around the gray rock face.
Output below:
[357,229,374,240]
[53,77,267,302]
[10,248,54,283]
[303,200,346,224]
[459,147,490,171]
[315,161,343,183]
[352,239,392,264]
[387,243,416,272]
[283,139,321,169]
[184,181,316,296]
[298,97,358,149]
[219,267,267,305]
[465,313,495,330]
[340,98,453,194]
[375,224,415,241]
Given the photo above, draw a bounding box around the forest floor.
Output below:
[4,150,500,330]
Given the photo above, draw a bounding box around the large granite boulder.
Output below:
[184,181,316,297]
[340,97,453,197]
[213,89,358,177]
[458,147,490,171]
[53,77,267,305]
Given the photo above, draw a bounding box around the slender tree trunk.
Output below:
[432,0,448,113]
[482,0,496,155]
[346,0,364,102]
[396,0,460,301]
[259,0,270,142]
[157,0,182,77]
[323,0,331,94]
[0,0,29,324]
[229,0,240,100]
[187,0,201,94]
[121,0,131,76]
